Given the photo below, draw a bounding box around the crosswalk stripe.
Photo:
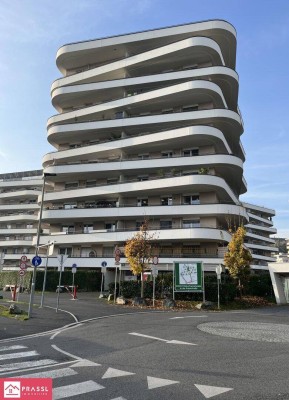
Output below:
[53,380,105,399]
[0,351,39,361]
[0,345,27,352]
[18,368,78,379]
[0,359,56,373]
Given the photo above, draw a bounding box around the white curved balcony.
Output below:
[48,80,227,127]
[52,37,225,91]
[246,232,275,244]
[0,204,38,212]
[1,253,35,261]
[250,254,276,263]
[246,243,278,252]
[0,229,37,235]
[56,20,236,73]
[36,227,231,246]
[47,109,243,155]
[42,203,248,222]
[0,190,41,200]
[247,212,274,227]
[44,175,240,204]
[245,223,277,234]
[0,179,42,189]
[43,125,232,166]
[0,214,37,223]
[52,66,239,112]
[0,240,32,247]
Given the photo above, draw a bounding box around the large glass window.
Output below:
[59,247,72,256]
[183,195,200,205]
[161,197,173,206]
[183,219,200,228]
[183,148,199,157]
[160,221,172,229]
[137,198,148,206]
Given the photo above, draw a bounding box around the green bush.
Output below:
[35,270,102,291]
[0,271,32,290]
[245,274,273,298]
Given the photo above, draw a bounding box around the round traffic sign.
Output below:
[19,269,26,276]
[19,262,27,270]
[101,261,107,267]
[72,263,77,268]
[32,256,42,267]
[21,255,28,262]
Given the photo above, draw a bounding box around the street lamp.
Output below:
[28,172,56,318]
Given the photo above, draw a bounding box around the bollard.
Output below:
[73,285,77,300]
[12,285,17,302]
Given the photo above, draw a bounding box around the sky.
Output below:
[0,0,288,238]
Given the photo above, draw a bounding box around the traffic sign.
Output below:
[20,262,27,270]
[72,267,77,274]
[32,256,42,267]
[101,267,106,274]
[152,266,158,277]
[114,248,121,256]
[101,261,107,267]
[21,255,28,262]
[19,269,26,276]
[152,256,159,265]
[115,255,120,263]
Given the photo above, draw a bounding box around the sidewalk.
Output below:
[0,291,135,340]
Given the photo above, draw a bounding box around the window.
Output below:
[162,108,173,114]
[160,221,172,229]
[161,151,173,158]
[107,177,118,184]
[26,224,33,229]
[115,111,125,119]
[137,198,148,207]
[183,148,199,157]
[24,236,32,241]
[105,223,116,232]
[161,197,173,206]
[6,224,12,229]
[69,143,81,149]
[13,248,18,254]
[65,182,78,189]
[22,248,29,254]
[86,180,96,188]
[183,195,200,205]
[136,221,143,230]
[62,225,75,234]
[183,219,200,228]
[103,247,113,257]
[83,225,93,233]
[59,247,72,256]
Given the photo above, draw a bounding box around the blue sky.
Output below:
[0,0,288,238]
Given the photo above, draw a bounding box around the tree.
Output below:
[124,220,154,298]
[224,226,252,297]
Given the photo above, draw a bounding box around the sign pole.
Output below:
[56,255,64,313]
[40,248,49,308]
[202,262,205,303]
[114,265,118,303]
[173,264,175,300]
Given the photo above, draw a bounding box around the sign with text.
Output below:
[174,262,203,292]
[0,378,52,400]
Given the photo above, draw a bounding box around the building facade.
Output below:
[39,20,250,277]
[0,170,42,270]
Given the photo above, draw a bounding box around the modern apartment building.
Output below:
[31,20,276,278]
[0,170,42,270]
[243,203,278,270]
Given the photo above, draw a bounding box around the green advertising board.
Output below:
[174,262,203,292]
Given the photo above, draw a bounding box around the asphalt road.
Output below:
[0,298,289,400]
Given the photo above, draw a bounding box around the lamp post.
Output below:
[28,172,56,318]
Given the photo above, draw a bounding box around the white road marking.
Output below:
[147,376,179,390]
[71,360,101,368]
[129,332,197,345]
[170,315,208,319]
[0,351,38,361]
[18,367,77,379]
[51,344,82,360]
[45,305,79,323]
[195,384,233,398]
[53,380,105,399]
[0,345,27,352]
[102,367,135,379]
[50,323,83,340]
[0,359,57,374]
[110,398,128,400]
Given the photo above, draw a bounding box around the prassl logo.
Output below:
[0,378,52,400]
[4,381,21,398]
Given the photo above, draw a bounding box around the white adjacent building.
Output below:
[0,170,42,270]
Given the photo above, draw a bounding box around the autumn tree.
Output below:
[124,220,154,298]
[224,226,252,297]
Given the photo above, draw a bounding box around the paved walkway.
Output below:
[0,291,134,340]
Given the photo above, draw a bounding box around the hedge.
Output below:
[0,270,102,292]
